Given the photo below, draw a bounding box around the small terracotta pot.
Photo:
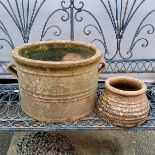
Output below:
[97,76,150,127]
[7,40,105,123]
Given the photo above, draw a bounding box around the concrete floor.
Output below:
[4,130,155,155]
[0,132,13,155]
[126,130,155,155]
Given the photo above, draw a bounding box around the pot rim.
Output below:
[105,76,147,96]
[12,40,103,68]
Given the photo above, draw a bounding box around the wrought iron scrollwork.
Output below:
[41,8,69,40]
[128,10,155,57]
[41,0,84,41]
[0,20,14,49]
[0,0,154,73]
[0,0,46,45]
[75,8,108,59]
[42,0,155,60]
[99,0,155,60]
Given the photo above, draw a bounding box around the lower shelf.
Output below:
[0,82,155,131]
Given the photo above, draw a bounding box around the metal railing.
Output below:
[0,0,154,74]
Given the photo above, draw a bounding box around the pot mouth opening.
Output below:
[105,76,147,96]
[110,80,141,91]
[12,41,103,68]
[18,42,96,62]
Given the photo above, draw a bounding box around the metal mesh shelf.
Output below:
[0,82,155,131]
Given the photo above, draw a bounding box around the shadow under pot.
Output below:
[97,76,150,128]
[7,40,105,123]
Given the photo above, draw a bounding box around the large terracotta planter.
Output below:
[97,76,150,127]
[7,40,105,123]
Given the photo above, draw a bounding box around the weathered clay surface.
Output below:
[9,40,104,123]
[97,76,150,127]
[62,53,82,61]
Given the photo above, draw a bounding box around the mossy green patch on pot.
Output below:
[18,44,96,61]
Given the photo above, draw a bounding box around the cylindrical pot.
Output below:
[97,76,150,127]
[7,40,105,123]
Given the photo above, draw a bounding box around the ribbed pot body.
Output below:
[97,76,150,127]
[17,61,98,122]
[12,41,102,123]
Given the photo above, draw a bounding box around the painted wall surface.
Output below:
[0,0,155,61]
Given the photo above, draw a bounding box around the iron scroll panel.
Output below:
[0,0,155,74]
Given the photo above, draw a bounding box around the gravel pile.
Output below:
[16,132,77,155]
